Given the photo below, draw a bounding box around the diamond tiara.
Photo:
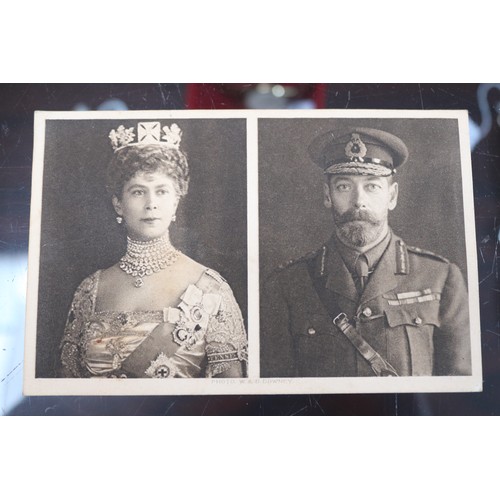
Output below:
[109,122,182,152]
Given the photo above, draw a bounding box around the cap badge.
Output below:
[344,133,367,162]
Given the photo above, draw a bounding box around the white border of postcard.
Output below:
[24,109,482,395]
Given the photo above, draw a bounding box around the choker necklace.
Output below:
[119,235,179,288]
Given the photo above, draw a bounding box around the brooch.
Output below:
[145,353,177,378]
[166,284,222,349]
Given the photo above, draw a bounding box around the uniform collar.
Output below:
[333,229,391,275]
[324,230,405,304]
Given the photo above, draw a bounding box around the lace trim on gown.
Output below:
[60,268,247,378]
[204,270,248,377]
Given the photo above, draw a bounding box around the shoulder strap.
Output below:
[306,259,398,377]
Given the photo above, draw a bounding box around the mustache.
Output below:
[336,209,381,225]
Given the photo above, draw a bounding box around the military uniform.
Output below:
[260,233,471,377]
[260,127,472,378]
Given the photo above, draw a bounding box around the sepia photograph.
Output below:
[25,108,481,395]
[259,111,481,391]
[25,112,248,393]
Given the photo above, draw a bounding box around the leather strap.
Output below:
[307,258,398,377]
[333,313,398,377]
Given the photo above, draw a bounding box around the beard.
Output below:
[333,207,386,248]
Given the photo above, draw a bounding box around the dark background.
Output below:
[36,118,247,377]
[259,117,467,279]
[1,83,499,415]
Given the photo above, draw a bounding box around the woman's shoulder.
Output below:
[75,270,101,293]
[68,270,101,315]
[97,263,122,285]
[202,267,229,288]
[175,253,208,282]
[175,254,228,290]
[177,254,229,286]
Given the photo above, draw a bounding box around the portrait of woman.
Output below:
[56,120,247,379]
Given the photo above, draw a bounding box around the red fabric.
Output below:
[186,83,327,109]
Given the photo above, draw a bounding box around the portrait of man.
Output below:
[260,116,474,379]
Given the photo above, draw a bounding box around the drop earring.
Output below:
[116,216,123,224]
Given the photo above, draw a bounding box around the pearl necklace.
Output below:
[119,235,179,288]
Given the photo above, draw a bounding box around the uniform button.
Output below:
[414,317,422,325]
[307,327,316,335]
[362,307,372,318]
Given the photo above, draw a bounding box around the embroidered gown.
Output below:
[60,268,247,378]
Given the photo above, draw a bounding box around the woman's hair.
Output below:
[106,144,190,199]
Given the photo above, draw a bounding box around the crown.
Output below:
[109,122,182,152]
